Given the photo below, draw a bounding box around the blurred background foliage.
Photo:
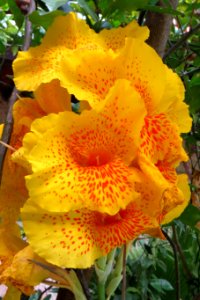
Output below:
[0,0,200,299]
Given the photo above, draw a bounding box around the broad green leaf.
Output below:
[179,204,200,228]
[29,10,66,29]
[106,275,123,299]
[185,77,200,113]
[143,4,184,16]
[7,0,24,28]
[0,40,6,54]
[77,0,98,21]
[100,0,148,17]
[108,0,149,12]
[150,279,174,292]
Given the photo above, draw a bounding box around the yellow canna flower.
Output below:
[13,13,149,92]
[14,79,146,215]
[20,199,157,268]
[10,12,192,270]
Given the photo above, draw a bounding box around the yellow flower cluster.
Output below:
[0,12,191,280]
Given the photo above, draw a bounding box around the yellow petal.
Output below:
[13,13,103,91]
[157,67,192,133]
[99,19,149,50]
[34,79,71,113]
[0,124,3,137]
[60,48,117,106]
[0,99,43,225]
[13,13,149,92]
[0,246,51,295]
[60,38,166,111]
[0,225,26,274]
[161,174,191,224]
[139,113,188,165]
[115,38,166,114]
[21,200,157,268]
[21,80,146,215]
[134,166,169,219]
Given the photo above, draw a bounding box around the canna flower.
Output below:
[0,80,71,225]
[13,79,146,215]
[13,13,149,92]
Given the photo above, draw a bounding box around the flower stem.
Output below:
[121,244,127,300]
[97,281,106,300]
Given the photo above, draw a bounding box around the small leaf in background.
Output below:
[185,76,200,114]
[43,295,52,300]
[7,0,24,28]
[106,0,149,14]
[40,0,69,10]
[150,278,174,292]
[143,4,184,16]
[77,0,98,22]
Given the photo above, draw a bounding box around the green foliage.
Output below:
[7,0,24,28]
[40,0,69,10]
[29,10,66,29]
[179,204,200,227]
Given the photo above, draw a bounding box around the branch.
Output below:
[172,224,194,280]
[163,23,200,60]
[145,0,178,58]
[181,67,200,78]
[56,287,75,300]
[0,0,35,182]
[162,228,180,300]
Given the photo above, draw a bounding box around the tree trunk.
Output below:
[145,0,179,58]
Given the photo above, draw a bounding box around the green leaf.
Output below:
[43,295,52,300]
[185,77,200,113]
[126,287,141,295]
[7,0,24,28]
[77,0,98,22]
[143,4,184,16]
[29,10,66,29]
[0,0,9,10]
[179,204,200,228]
[40,0,69,10]
[0,40,6,54]
[106,275,123,299]
[101,0,149,17]
[150,279,174,292]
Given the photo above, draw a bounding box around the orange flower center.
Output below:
[87,150,112,167]
[95,209,127,226]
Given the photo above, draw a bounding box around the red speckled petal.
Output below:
[21,200,157,268]
[139,113,188,165]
